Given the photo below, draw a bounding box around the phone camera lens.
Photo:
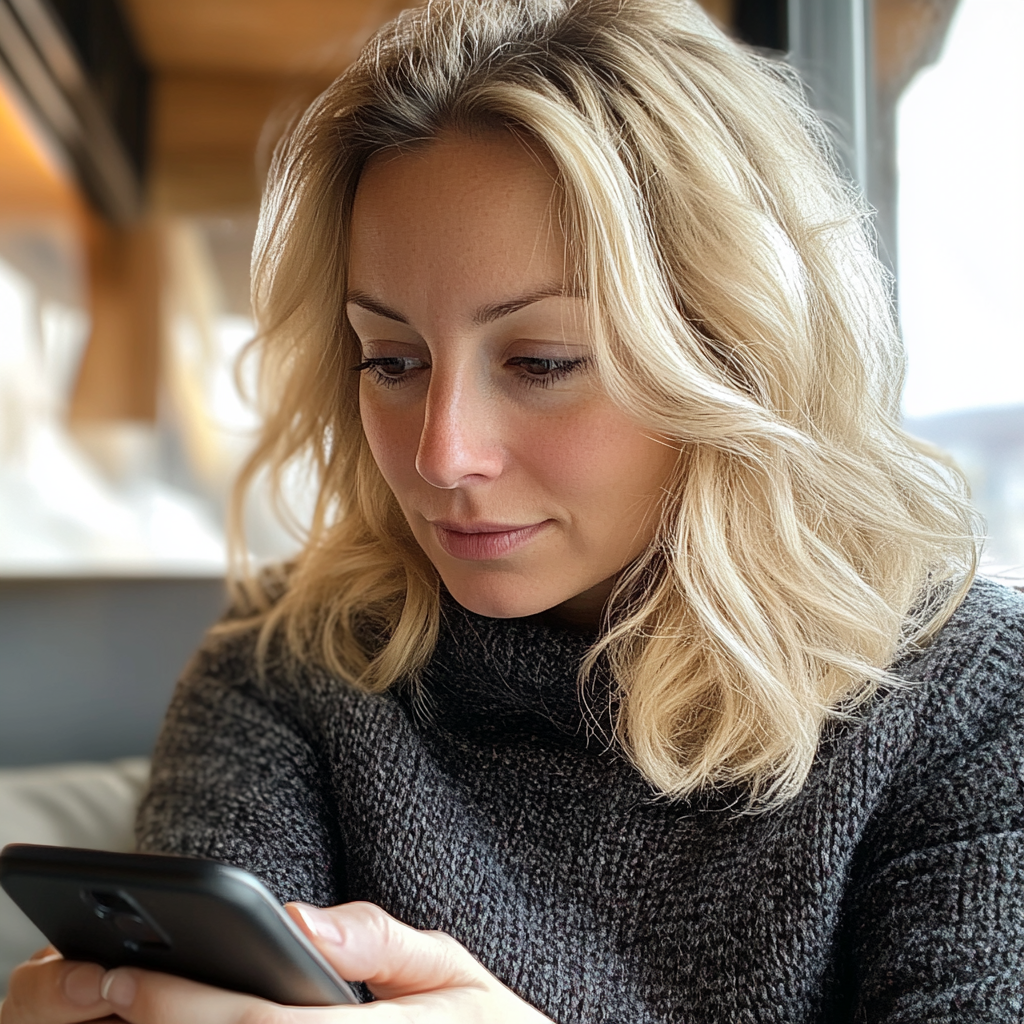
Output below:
[87,891,134,914]
[80,889,171,951]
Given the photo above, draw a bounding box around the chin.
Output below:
[440,571,563,620]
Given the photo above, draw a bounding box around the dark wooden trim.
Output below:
[0,0,148,222]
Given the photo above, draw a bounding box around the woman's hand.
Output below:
[2,946,120,1023]
[285,901,552,1019]
[2,902,553,1023]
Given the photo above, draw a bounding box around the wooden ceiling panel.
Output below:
[148,71,310,211]
[154,73,289,161]
[126,0,736,213]
[122,0,410,76]
[0,76,80,217]
[124,1,732,76]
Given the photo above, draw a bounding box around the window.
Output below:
[897,0,1024,580]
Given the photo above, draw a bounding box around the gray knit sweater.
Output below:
[136,578,1024,1023]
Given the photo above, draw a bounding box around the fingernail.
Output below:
[100,968,137,1007]
[63,962,104,1006]
[291,902,344,944]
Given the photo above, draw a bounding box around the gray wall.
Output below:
[0,577,226,767]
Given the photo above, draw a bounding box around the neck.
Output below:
[541,576,615,631]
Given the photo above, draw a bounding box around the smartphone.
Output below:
[0,843,359,1006]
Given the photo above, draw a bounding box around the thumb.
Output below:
[286,901,484,1000]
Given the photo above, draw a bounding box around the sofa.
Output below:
[0,758,150,994]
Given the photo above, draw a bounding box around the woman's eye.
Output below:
[351,357,427,388]
[507,356,590,386]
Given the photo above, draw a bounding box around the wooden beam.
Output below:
[875,0,960,103]
[698,0,734,30]
[69,217,161,422]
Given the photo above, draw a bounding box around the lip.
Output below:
[430,520,550,561]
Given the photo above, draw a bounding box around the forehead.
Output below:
[348,132,568,288]
[355,128,561,214]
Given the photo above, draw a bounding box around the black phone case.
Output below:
[0,844,358,1006]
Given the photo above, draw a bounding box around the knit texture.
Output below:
[137,578,1024,1023]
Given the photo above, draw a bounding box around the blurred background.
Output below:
[0,0,1021,769]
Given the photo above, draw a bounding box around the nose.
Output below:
[414,369,504,489]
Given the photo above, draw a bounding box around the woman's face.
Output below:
[347,132,677,625]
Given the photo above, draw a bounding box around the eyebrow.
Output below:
[472,284,577,324]
[345,292,409,323]
[345,284,578,327]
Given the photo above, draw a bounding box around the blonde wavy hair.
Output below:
[229,0,979,805]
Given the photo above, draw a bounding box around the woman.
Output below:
[6,0,1021,1021]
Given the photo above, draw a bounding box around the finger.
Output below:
[2,955,117,1024]
[95,967,353,1023]
[287,902,484,1001]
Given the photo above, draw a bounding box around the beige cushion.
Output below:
[0,758,149,994]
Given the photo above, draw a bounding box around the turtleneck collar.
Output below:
[405,592,614,745]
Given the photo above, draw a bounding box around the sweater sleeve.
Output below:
[135,629,345,909]
[841,593,1024,1023]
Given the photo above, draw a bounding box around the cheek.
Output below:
[522,406,675,522]
[358,389,421,489]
